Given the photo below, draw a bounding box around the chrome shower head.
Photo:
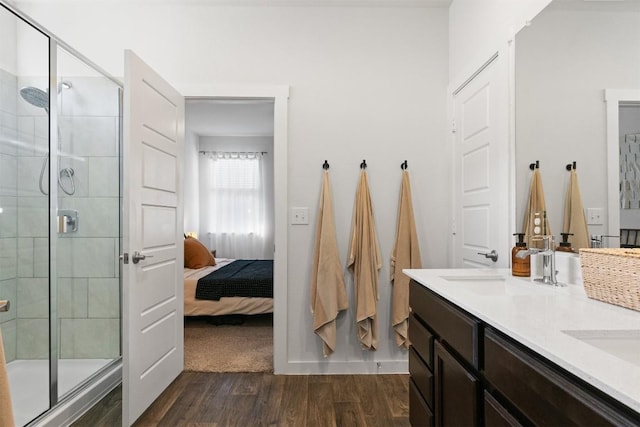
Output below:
[19,86,49,113]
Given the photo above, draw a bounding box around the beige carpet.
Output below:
[184,315,274,373]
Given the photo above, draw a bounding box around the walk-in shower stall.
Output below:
[0,3,122,426]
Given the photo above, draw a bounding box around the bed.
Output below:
[184,258,274,316]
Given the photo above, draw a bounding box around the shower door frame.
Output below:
[0,2,125,425]
[47,35,60,410]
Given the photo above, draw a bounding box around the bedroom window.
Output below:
[200,151,271,259]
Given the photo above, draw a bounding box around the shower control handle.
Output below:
[132,251,153,264]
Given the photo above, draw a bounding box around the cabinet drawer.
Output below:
[410,378,434,427]
[410,280,479,367]
[409,347,433,409]
[409,313,434,369]
[484,391,523,427]
[484,328,635,426]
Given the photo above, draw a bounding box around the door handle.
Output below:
[0,300,9,312]
[477,250,499,262]
[132,251,153,264]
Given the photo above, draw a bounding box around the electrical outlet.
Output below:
[587,208,604,225]
[291,207,309,225]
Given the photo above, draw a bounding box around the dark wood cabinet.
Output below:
[409,347,433,408]
[483,391,522,427]
[409,280,480,427]
[484,328,636,427]
[409,379,434,427]
[410,276,479,367]
[434,341,480,426]
[408,279,640,427]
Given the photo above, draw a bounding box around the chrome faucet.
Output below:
[516,235,563,286]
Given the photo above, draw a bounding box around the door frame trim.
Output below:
[183,84,289,374]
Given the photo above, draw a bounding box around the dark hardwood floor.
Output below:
[73,373,410,427]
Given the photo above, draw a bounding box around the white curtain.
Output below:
[199,151,272,259]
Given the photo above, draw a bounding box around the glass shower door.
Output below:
[55,45,122,401]
[0,4,52,426]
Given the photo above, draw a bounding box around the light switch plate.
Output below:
[291,207,309,225]
[587,208,604,225]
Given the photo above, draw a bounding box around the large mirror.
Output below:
[515,0,640,249]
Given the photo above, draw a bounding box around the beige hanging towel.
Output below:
[391,170,422,349]
[0,326,15,427]
[347,169,382,351]
[310,170,349,357]
[563,169,590,250]
[523,168,552,248]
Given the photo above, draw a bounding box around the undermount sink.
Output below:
[562,329,640,368]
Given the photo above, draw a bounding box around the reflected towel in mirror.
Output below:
[563,169,590,250]
[523,168,552,248]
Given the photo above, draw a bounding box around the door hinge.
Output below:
[452,119,457,133]
[120,253,129,264]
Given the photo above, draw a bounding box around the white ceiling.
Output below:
[186,99,275,137]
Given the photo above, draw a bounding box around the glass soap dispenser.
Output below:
[512,233,530,277]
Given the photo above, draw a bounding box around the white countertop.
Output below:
[403,268,640,414]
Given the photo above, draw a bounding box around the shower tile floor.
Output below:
[7,358,112,427]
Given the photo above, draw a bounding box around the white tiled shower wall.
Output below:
[0,68,120,362]
[0,67,19,363]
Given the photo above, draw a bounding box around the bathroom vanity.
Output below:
[404,269,640,426]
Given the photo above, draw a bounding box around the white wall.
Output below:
[183,129,199,235]
[448,0,551,87]
[515,6,640,240]
[0,5,17,73]
[17,1,450,373]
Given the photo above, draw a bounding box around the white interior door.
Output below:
[452,55,510,268]
[122,50,185,426]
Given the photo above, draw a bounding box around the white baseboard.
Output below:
[275,359,408,375]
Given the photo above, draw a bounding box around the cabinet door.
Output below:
[434,341,480,427]
[484,391,523,427]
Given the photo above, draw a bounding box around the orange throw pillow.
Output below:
[184,237,216,269]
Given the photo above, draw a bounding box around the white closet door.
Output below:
[453,55,510,268]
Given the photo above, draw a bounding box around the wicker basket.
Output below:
[579,248,640,312]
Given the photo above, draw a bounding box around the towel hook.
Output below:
[565,161,576,171]
[360,159,367,169]
[323,160,330,170]
[401,160,408,170]
[529,160,540,170]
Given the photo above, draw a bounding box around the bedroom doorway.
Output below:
[183,98,276,373]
